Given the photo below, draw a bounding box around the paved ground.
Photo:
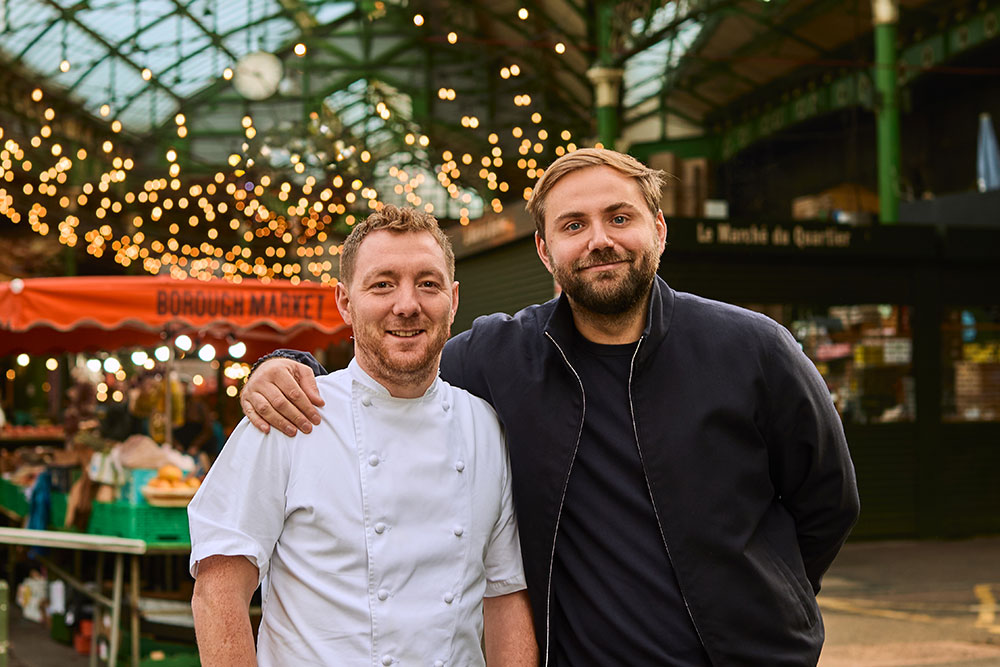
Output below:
[819,537,1000,666]
[8,537,1000,665]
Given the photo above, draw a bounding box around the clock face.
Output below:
[233,52,283,100]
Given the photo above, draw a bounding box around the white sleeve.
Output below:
[187,417,290,586]
[483,436,526,597]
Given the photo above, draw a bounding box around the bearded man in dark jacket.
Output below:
[241,148,860,666]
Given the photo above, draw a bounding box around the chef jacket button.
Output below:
[442,401,450,411]
[377,589,389,601]
[374,522,386,534]
[443,592,455,604]
[454,460,465,472]
[453,526,464,537]
[434,661,445,667]
[362,396,372,407]
[381,655,393,666]
[368,454,380,467]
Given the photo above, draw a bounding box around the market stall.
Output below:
[0,275,350,662]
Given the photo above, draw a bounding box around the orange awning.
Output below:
[0,275,350,358]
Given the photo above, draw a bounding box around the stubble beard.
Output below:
[551,244,660,318]
[352,315,450,390]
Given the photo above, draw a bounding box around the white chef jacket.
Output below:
[188,359,525,667]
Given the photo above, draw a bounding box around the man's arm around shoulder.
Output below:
[484,590,538,666]
[192,555,259,667]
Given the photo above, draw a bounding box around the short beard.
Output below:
[551,245,659,317]
[352,316,450,390]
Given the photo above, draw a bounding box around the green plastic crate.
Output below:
[88,502,190,543]
[0,477,29,517]
[49,491,68,529]
[117,632,200,666]
[50,611,72,645]
[137,655,200,667]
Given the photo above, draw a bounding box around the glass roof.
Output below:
[0,0,355,132]
[622,3,704,110]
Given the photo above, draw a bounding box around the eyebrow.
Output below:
[361,268,447,283]
[552,201,639,223]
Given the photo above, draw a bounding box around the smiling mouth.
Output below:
[580,260,627,272]
[388,330,424,337]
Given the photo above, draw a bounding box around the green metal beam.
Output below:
[618,0,739,67]
[873,1,900,224]
[725,5,831,56]
[34,0,183,103]
[593,0,618,146]
[667,0,846,99]
[629,134,722,162]
[715,3,1000,161]
[169,0,238,61]
[624,100,701,128]
[276,0,320,31]
[13,17,60,62]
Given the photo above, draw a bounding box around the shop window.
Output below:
[942,306,1000,422]
[741,304,915,424]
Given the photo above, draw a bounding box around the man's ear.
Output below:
[655,210,667,253]
[449,281,459,324]
[535,231,554,275]
[335,282,353,327]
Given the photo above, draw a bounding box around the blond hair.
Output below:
[526,148,666,239]
[339,205,455,286]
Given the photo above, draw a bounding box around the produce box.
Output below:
[121,468,159,505]
[88,501,190,543]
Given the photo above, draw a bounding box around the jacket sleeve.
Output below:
[762,322,860,593]
[252,349,329,376]
[440,318,498,403]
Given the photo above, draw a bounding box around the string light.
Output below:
[0,39,589,285]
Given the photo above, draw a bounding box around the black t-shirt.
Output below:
[549,334,710,666]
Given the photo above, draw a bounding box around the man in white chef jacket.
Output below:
[187,205,536,666]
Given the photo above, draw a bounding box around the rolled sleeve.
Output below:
[483,441,526,598]
[188,419,291,586]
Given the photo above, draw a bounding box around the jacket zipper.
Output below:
[541,331,587,667]
[626,336,710,658]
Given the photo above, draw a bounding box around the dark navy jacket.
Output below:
[282,276,860,666]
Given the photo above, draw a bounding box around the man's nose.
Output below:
[587,222,614,250]
[392,284,420,317]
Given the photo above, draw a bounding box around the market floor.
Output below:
[819,537,1000,666]
[7,537,1000,666]
[7,608,90,667]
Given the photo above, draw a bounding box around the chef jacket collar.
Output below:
[348,358,442,402]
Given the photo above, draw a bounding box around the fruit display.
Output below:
[141,464,201,507]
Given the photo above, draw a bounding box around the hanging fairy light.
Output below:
[0,18,593,287]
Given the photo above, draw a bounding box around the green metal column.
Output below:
[587,0,622,148]
[873,0,901,223]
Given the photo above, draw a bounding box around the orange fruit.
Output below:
[157,464,184,482]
